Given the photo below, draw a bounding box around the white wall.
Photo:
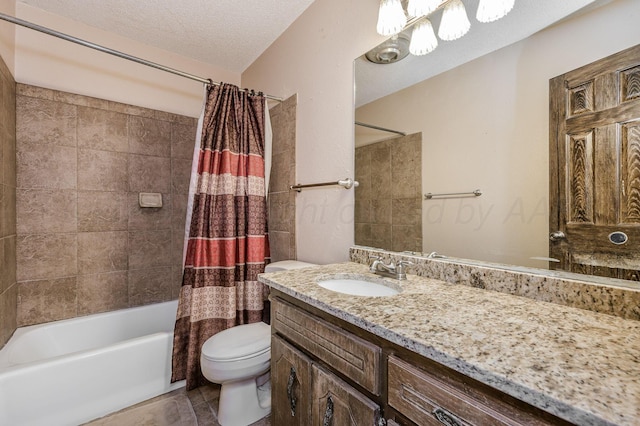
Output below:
[0,0,15,73]
[14,3,240,117]
[355,0,638,267]
[242,0,385,264]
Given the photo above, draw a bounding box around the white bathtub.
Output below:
[0,300,185,426]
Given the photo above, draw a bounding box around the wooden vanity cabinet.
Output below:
[270,293,571,426]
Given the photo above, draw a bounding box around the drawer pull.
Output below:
[287,367,297,416]
[323,395,334,426]
[433,407,466,426]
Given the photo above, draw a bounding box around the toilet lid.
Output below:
[202,322,271,361]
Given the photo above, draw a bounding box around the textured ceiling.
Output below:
[17,0,316,73]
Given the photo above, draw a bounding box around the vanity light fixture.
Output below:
[407,0,441,18]
[409,18,438,56]
[476,0,515,23]
[376,0,407,36]
[437,0,471,41]
[374,0,516,59]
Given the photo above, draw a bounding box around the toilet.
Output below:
[200,260,316,426]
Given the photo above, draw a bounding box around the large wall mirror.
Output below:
[354,0,640,287]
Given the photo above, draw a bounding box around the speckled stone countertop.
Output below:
[259,262,640,426]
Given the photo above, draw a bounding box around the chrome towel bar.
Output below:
[290,178,359,192]
[424,189,482,200]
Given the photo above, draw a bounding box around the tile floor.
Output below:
[84,383,271,426]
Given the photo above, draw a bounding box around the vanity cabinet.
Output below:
[271,297,384,425]
[270,294,570,426]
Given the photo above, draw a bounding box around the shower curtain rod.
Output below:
[355,121,406,136]
[0,12,283,102]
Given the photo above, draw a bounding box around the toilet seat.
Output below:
[202,322,270,362]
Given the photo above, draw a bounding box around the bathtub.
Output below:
[0,300,185,426]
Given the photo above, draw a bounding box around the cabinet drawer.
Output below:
[388,356,551,426]
[272,298,381,395]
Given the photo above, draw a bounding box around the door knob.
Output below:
[549,231,566,242]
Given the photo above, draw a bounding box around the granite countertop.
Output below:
[258,262,640,426]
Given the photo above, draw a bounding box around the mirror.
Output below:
[354,0,640,286]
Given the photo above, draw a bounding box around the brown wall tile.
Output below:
[77,271,128,315]
[171,121,198,159]
[0,53,16,346]
[78,148,128,191]
[17,233,77,281]
[129,116,171,157]
[17,145,77,190]
[171,158,192,194]
[17,277,77,326]
[77,106,129,152]
[0,184,16,237]
[128,154,170,193]
[2,236,16,294]
[77,231,128,274]
[0,284,17,345]
[16,97,77,147]
[11,84,198,326]
[16,188,77,234]
[128,267,173,306]
[2,128,16,187]
[78,191,128,232]
[355,133,422,252]
[128,229,171,270]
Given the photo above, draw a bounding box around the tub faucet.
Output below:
[369,256,413,280]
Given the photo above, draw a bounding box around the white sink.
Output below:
[317,277,400,297]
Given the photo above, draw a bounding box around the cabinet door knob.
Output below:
[433,407,465,426]
[323,395,334,426]
[287,367,297,417]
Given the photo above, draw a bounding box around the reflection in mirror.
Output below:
[354,0,640,286]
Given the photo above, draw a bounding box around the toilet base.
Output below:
[217,376,271,426]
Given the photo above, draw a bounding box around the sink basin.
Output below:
[317,277,400,297]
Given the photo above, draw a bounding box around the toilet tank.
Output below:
[264,260,316,273]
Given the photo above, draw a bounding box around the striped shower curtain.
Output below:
[172,83,270,390]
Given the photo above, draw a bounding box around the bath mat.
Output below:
[85,393,197,426]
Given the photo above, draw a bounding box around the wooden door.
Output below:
[271,335,312,426]
[311,364,382,426]
[550,44,640,280]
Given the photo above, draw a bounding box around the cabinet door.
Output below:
[312,364,382,426]
[272,335,312,426]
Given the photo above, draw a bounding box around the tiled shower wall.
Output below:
[15,85,197,326]
[0,55,17,346]
[268,95,296,262]
[355,133,422,252]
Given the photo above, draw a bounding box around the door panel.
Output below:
[550,43,640,280]
[311,364,381,426]
[271,335,312,426]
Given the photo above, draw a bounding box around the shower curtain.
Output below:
[172,83,271,390]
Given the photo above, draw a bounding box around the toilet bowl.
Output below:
[200,260,316,426]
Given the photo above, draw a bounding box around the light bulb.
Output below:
[476,0,515,23]
[376,0,407,36]
[409,19,438,55]
[437,0,470,41]
[407,0,442,18]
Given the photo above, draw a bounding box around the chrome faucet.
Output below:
[426,251,446,259]
[369,256,413,280]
